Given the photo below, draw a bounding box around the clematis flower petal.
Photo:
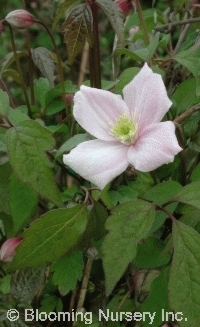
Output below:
[73,86,130,141]
[123,64,172,133]
[63,140,129,189]
[127,121,182,172]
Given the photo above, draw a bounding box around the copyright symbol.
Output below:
[7,309,19,321]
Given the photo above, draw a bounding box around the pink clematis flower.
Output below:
[63,64,182,190]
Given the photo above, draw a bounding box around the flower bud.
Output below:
[0,237,22,262]
[115,0,134,15]
[5,9,35,29]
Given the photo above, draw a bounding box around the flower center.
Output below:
[109,114,138,145]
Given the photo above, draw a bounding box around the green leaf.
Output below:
[10,205,88,269]
[174,182,200,209]
[39,295,63,314]
[103,199,155,295]
[191,163,200,182]
[134,237,171,269]
[115,67,140,95]
[6,120,63,207]
[115,33,160,63]
[8,107,30,126]
[171,78,200,115]
[31,47,55,88]
[51,251,84,296]
[62,4,93,65]
[115,47,147,62]
[169,221,200,327]
[175,48,200,78]
[56,133,90,159]
[0,51,27,75]
[179,205,200,228]
[141,268,170,327]
[45,99,65,115]
[2,69,21,84]
[0,163,11,215]
[9,173,38,234]
[143,180,182,205]
[10,266,46,303]
[0,275,11,295]
[34,78,51,107]
[53,0,78,27]
[96,0,124,45]
[0,90,10,116]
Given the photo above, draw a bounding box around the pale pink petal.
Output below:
[123,64,172,133]
[73,86,130,141]
[127,122,182,171]
[63,140,129,189]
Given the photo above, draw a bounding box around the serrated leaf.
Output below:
[171,78,200,115]
[62,4,93,65]
[143,180,182,205]
[10,266,46,303]
[5,120,63,207]
[56,133,90,159]
[141,268,170,327]
[72,201,108,252]
[0,90,10,116]
[174,182,200,209]
[10,205,88,269]
[169,221,200,327]
[53,0,78,28]
[31,48,55,88]
[51,251,84,296]
[175,48,200,78]
[96,0,124,45]
[103,199,155,295]
[9,173,38,233]
[8,107,30,126]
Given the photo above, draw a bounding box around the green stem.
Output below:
[0,77,15,108]
[156,205,177,223]
[20,0,35,104]
[7,23,32,118]
[155,17,200,33]
[35,20,69,121]
[89,1,101,88]
[135,0,149,46]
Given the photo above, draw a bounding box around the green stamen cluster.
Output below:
[110,114,137,145]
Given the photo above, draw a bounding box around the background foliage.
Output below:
[1,0,200,326]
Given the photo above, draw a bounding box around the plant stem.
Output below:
[174,104,200,124]
[155,17,200,33]
[156,205,177,223]
[7,23,32,118]
[35,20,69,121]
[89,1,101,88]
[75,256,93,314]
[135,0,149,46]
[0,78,15,108]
